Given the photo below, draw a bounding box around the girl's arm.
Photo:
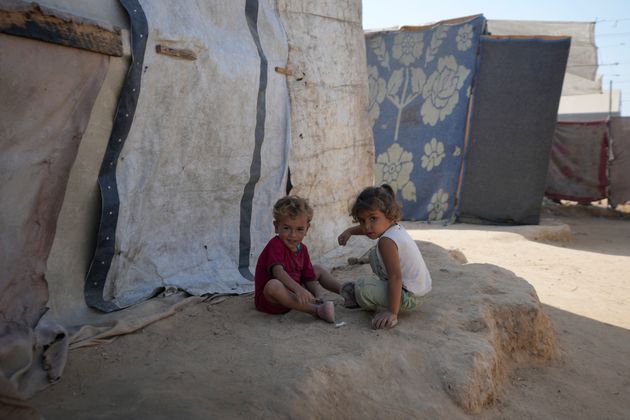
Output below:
[372,237,401,329]
[337,225,365,246]
[271,264,314,304]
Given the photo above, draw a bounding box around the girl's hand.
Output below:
[372,311,398,329]
[295,287,314,305]
[337,229,352,246]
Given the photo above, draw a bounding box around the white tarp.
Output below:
[487,20,601,96]
[558,89,621,120]
[102,0,290,307]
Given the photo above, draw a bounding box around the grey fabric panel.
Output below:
[85,0,147,312]
[457,36,570,225]
[239,0,269,281]
[609,117,630,206]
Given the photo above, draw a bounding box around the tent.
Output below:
[0,0,371,410]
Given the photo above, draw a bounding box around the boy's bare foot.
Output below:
[340,282,359,308]
[316,301,335,323]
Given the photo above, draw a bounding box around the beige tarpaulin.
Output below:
[277,0,373,257]
[0,32,108,402]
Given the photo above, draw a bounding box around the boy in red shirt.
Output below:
[255,196,341,322]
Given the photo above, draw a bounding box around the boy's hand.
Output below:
[372,311,398,329]
[295,287,314,305]
[337,230,352,246]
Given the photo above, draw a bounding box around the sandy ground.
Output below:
[30,203,630,419]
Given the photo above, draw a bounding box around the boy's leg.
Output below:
[264,279,317,315]
[264,279,335,322]
[313,264,341,294]
[303,279,322,300]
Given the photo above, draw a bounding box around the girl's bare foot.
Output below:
[340,282,359,308]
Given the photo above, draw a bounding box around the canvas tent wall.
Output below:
[457,35,570,225]
[0,0,371,410]
[365,15,486,222]
[277,0,373,258]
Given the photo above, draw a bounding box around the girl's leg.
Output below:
[353,276,389,310]
[339,281,359,308]
[353,277,419,311]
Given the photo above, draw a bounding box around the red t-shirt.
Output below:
[254,236,316,312]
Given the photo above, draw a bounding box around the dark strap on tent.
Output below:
[84,0,148,312]
[238,0,268,281]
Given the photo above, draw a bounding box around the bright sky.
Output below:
[362,0,630,116]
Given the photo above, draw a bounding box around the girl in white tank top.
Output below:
[338,185,432,329]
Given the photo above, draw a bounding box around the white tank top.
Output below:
[377,224,432,296]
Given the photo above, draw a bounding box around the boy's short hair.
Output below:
[273,196,314,223]
[350,184,402,222]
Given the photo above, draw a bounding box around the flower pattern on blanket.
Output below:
[456,24,474,51]
[375,143,417,201]
[428,188,449,221]
[421,138,445,171]
[421,55,471,126]
[366,15,485,221]
[392,32,424,66]
[368,65,387,126]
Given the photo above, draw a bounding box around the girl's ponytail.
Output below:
[380,184,395,199]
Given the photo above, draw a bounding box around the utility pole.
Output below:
[608,80,613,119]
[607,79,613,209]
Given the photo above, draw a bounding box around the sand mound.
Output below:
[309,243,557,415]
[515,222,572,243]
[448,248,468,263]
[29,242,558,418]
